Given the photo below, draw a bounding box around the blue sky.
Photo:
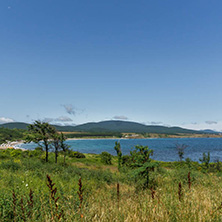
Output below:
[1,0,222,131]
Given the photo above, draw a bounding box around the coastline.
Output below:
[0,140,26,150]
[2,135,222,151]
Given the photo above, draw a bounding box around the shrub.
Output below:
[35,147,43,152]
[68,151,86,159]
[199,152,210,169]
[122,155,131,166]
[9,149,23,158]
[21,150,33,158]
[0,161,21,171]
[100,152,112,165]
[0,150,10,159]
[31,149,43,157]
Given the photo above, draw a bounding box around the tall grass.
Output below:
[0,149,222,221]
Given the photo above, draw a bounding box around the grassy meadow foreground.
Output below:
[0,148,222,221]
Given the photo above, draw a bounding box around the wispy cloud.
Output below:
[42,118,54,123]
[163,124,171,127]
[113,115,128,120]
[180,121,222,132]
[42,116,73,123]
[55,116,73,122]
[205,121,217,125]
[145,121,163,125]
[62,104,76,115]
[0,117,15,124]
[150,121,163,125]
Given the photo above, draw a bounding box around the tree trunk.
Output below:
[63,154,66,164]
[45,140,48,162]
[146,168,149,189]
[55,148,58,164]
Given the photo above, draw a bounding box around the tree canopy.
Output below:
[26,121,57,162]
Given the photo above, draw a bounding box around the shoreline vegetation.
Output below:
[64,132,222,139]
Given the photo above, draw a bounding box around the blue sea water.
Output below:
[19,138,222,162]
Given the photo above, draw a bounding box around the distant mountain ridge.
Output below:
[199,129,219,134]
[0,120,208,135]
[0,122,29,130]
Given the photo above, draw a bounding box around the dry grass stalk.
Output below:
[150,187,155,199]
[188,172,191,189]
[12,190,16,221]
[211,202,222,216]
[117,182,120,209]
[178,182,182,201]
[27,189,34,217]
[77,177,84,218]
[20,196,26,221]
[216,202,222,211]
[46,174,63,220]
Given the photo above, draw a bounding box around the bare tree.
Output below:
[176,143,188,161]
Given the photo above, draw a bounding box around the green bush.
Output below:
[9,149,23,158]
[68,151,86,158]
[0,161,21,171]
[0,150,10,159]
[122,155,131,166]
[100,152,112,165]
[31,149,44,157]
[35,147,43,152]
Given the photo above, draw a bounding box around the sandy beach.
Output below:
[0,141,26,150]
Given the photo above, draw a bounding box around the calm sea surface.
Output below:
[19,138,222,162]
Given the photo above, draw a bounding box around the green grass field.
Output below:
[0,148,222,221]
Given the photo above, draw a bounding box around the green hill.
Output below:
[73,120,200,134]
[0,122,29,130]
[0,120,202,134]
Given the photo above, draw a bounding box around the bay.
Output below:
[19,138,222,162]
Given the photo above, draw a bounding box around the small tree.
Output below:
[51,132,61,164]
[60,133,69,164]
[51,132,69,164]
[176,143,188,161]
[26,121,56,162]
[114,141,122,170]
[130,145,159,189]
[199,152,210,169]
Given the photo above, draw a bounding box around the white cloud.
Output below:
[42,118,54,123]
[42,116,73,123]
[181,121,222,132]
[55,116,73,122]
[0,117,15,124]
[150,121,163,125]
[113,115,128,120]
[205,121,217,125]
[62,104,76,115]
[143,121,163,125]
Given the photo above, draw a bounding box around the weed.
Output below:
[77,177,84,218]
[188,172,191,189]
[46,174,63,220]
